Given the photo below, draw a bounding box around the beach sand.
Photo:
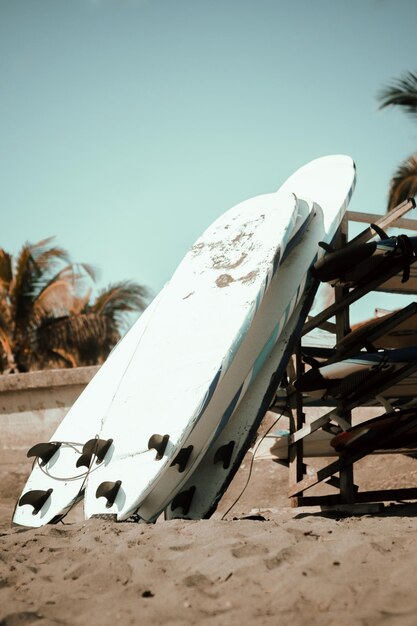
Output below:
[2,432,417,626]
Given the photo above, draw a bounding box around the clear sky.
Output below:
[2,0,417,324]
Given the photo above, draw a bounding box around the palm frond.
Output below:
[0,236,150,372]
[29,237,70,269]
[36,312,120,366]
[36,263,90,306]
[30,241,72,294]
[0,250,13,290]
[92,281,149,314]
[387,153,417,212]
[76,263,99,283]
[0,328,16,372]
[0,299,13,335]
[12,245,35,297]
[379,71,417,120]
[89,281,149,330]
[32,279,76,320]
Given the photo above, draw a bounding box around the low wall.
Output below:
[0,366,99,454]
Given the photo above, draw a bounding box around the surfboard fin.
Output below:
[27,442,61,467]
[370,223,389,240]
[171,445,193,473]
[170,486,196,516]
[76,438,113,468]
[19,488,53,515]
[95,480,122,508]
[148,434,170,460]
[213,441,235,469]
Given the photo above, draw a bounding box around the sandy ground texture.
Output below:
[2,429,417,626]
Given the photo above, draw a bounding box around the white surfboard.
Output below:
[164,213,323,519]
[164,154,356,519]
[12,289,165,528]
[83,191,310,521]
[278,154,355,242]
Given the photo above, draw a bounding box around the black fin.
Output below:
[371,223,389,240]
[95,480,122,508]
[19,488,53,515]
[213,441,235,469]
[318,241,335,253]
[148,434,170,460]
[76,438,113,468]
[27,442,61,467]
[170,486,196,515]
[171,445,193,473]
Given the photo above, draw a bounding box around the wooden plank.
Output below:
[304,318,336,334]
[346,210,417,233]
[288,413,333,444]
[375,266,417,294]
[333,302,417,360]
[346,198,416,246]
[342,360,417,412]
[288,413,417,497]
[288,344,306,500]
[297,488,417,507]
[302,256,417,336]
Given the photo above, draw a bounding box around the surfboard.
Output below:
[163,211,323,519]
[331,407,417,453]
[337,307,417,352]
[83,191,310,521]
[311,234,417,287]
[164,155,356,520]
[12,289,165,527]
[295,347,417,400]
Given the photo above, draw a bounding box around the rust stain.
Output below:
[239,270,258,284]
[212,252,247,270]
[191,242,205,256]
[216,274,235,288]
[232,231,253,244]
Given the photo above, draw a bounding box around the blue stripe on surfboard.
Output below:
[202,277,321,518]
[196,367,223,420]
[209,268,312,441]
[212,382,245,440]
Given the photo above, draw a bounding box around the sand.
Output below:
[2,436,417,626]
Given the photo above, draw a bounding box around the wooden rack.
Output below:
[286,197,417,511]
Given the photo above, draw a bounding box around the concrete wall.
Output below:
[0,366,99,455]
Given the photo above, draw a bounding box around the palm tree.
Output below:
[0,237,149,373]
[36,281,149,368]
[379,71,417,211]
[384,155,417,213]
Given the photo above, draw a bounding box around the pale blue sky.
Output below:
[2,0,417,323]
